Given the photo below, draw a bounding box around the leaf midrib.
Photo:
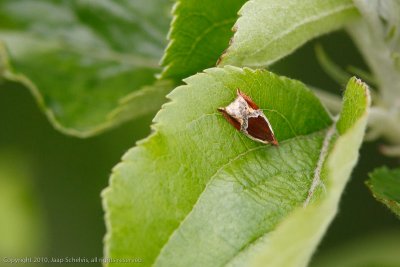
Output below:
[304,123,337,207]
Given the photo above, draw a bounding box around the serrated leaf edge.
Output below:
[102,65,338,266]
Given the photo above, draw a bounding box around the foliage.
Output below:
[367,167,400,218]
[218,0,359,67]
[0,0,399,266]
[0,0,173,136]
[161,0,247,80]
[103,70,369,266]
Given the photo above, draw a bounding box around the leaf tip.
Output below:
[337,76,370,134]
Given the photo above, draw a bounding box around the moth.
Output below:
[218,89,279,146]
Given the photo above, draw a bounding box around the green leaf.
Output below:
[218,0,359,67]
[367,167,400,218]
[236,77,370,267]
[336,78,369,134]
[103,68,369,267]
[160,0,246,80]
[0,0,172,137]
[310,231,400,267]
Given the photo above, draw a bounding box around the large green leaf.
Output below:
[367,167,400,218]
[160,0,246,80]
[218,0,359,67]
[103,67,369,267]
[0,0,172,137]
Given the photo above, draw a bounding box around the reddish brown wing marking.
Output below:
[237,89,259,109]
[218,108,241,131]
[247,116,278,145]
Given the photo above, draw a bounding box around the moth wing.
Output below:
[246,115,278,145]
[218,108,241,131]
[236,89,259,110]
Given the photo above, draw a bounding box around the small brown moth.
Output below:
[218,89,279,146]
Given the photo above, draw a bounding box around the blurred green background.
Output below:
[0,31,398,266]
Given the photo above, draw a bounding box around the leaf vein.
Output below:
[304,122,337,207]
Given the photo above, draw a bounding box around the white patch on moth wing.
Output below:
[225,95,252,125]
[241,118,249,132]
